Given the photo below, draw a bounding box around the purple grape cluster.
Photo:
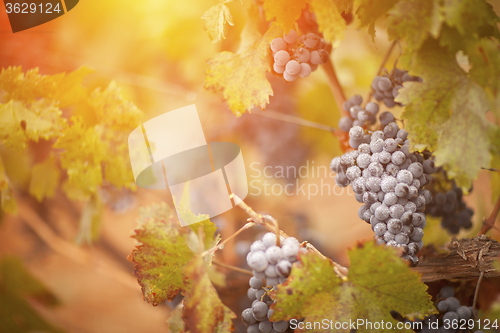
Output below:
[271,30,329,82]
[425,172,474,235]
[243,233,301,332]
[337,94,380,132]
[372,68,421,107]
[330,109,437,264]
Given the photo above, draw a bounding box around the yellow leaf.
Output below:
[0,67,64,102]
[0,156,16,214]
[0,100,66,151]
[263,0,308,33]
[205,22,281,116]
[310,0,351,46]
[201,1,235,43]
[55,66,95,108]
[29,155,60,202]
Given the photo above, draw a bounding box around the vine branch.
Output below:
[363,40,397,107]
[478,193,500,235]
[212,259,253,276]
[322,57,347,117]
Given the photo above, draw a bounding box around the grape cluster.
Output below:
[337,94,380,132]
[372,68,421,108]
[425,172,474,235]
[242,233,301,332]
[397,286,484,333]
[330,109,437,264]
[271,30,329,82]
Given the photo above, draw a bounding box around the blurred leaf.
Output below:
[168,303,186,333]
[0,99,66,151]
[387,0,441,52]
[75,193,103,244]
[29,155,60,202]
[264,0,308,33]
[205,20,281,116]
[310,0,352,46]
[0,156,16,214]
[442,0,500,39]
[0,67,64,102]
[55,66,94,108]
[202,1,235,43]
[182,256,235,333]
[0,257,64,333]
[128,202,218,306]
[54,117,105,200]
[272,243,436,332]
[355,0,400,39]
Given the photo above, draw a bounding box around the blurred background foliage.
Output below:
[0,0,499,332]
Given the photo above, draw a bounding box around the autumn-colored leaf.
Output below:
[205,21,281,116]
[264,0,308,33]
[128,202,219,305]
[355,0,400,39]
[0,67,64,102]
[0,155,16,214]
[202,0,235,43]
[29,155,60,202]
[0,99,66,151]
[182,256,235,333]
[272,242,436,332]
[55,66,94,108]
[53,117,105,200]
[309,0,352,46]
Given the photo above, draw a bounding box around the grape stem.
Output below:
[322,57,347,117]
[478,193,500,235]
[212,259,253,276]
[201,220,256,257]
[363,40,398,108]
[231,194,349,279]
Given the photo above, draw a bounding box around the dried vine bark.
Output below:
[413,235,500,282]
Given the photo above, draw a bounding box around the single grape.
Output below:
[389,204,404,218]
[395,233,409,245]
[255,288,266,300]
[251,240,266,252]
[259,320,273,333]
[391,151,406,165]
[379,111,395,126]
[335,172,350,187]
[396,169,414,184]
[383,122,399,138]
[274,50,290,66]
[242,308,257,325]
[247,251,268,272]
[273,63,285,74]
[370,138,384,153]
[247,323,260,333]
[410,227,424,241]
[276,259,292,277]
[298,63,312,78]
[247,288,257,300]
[375,204,390,220]
[377,77,392,91]
[283,71,297,82]
[349,126,364,140]
[394,183,410,198]
[380,176,398,192]
[285,60,301,75]
[368,162,384,178]
[446,297,461,312]
[365,102,379,115]
[281,243,299,261]
[273,320,289,332]
[304,33,320,48]
[270,37,287,52]
[294,47,311,63]
[374,223,387,236]
[423,159,437,174]
[249,276,263,289]
[387,218,403,234]
[283,29,298,43]
[443,311,458,322]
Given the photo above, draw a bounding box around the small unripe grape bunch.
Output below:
[330,109,437,265]
[371,68,421,108]
[271,30,330,82]
[337,95,380,132]
[424,170,474,235]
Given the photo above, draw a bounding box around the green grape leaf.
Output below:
[0,67,64,102]
[182,256,235,333]
[355,0,400,39]
[442,0,500,40]
[0,99,66,151]
[272,242,436,332]
[397,39,497,187]
[29,155,60,202]
[75,193,103,245]
[396,39,466,151]
[387,0,441,52]
[127,202,219,305]
[263,0,308,33]
[309,0,351,46]
[0,257,64,333]
[205,21,281,116]
[202,1,235,43]
[0,156,16,214]
[433,81,494,187]
[53,117,105,200]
